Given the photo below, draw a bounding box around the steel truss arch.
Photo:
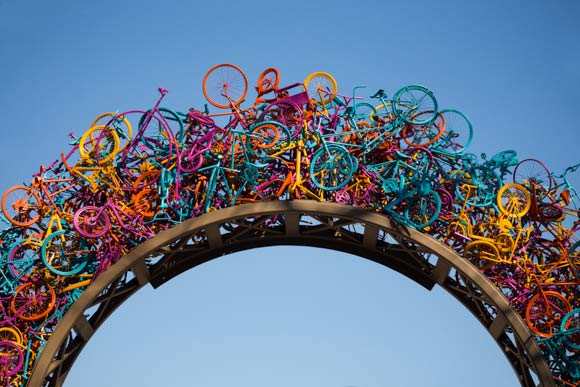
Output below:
[29,201,553,387]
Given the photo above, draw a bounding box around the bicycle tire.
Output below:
[256,67,280,95]
[432,109,473,155]
[131,188,158,220]
[7,240,38,280]
[73,206,111,238]
[0,328,22,346]
[404,189,441,229]
[537,203,563,221]
[494,233,515,254]
[392,85,437,125]
[136,110,180,157]
[436,187,454,219]
[133,170,161,191]
[268,121,292,149]
[0,340,23,377]
[248,122,280,149]
[90,112,133,152]
[247,122,291,158]
[11,281,56,321]
[138,107,184,145]
[310,145,355,191]
[41,230,90,276]
[513,158,553,193]
[203,63,248,109]
[1,186,41,227]
[497,183,531,218]
[463,240,499,271]
[353,102,376,121]
[177,144,206,174]
[561,308,580,351]
[401,111,445,147]
[569,241,580,282]
[258,100,303,136]
[304,71,337,106]
[78,125,121,164]
[525,291,571,338]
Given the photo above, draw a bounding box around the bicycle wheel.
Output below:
[513,158,553,192]
[1,186,41,227]
[463,240,499,270]
[256,67,280,95]
[497,183,531,218]
[525,291,571,338]
[203,63,248,109]
[11,281,56,321]
[136,111,180,158]
[401,111,445,147]
[138,107,184,146]
[133,170,161,191]
[73,206,110,238]
[0,328,22,346]
[494,233,515,254]
[392,85,437,125]
[7,240,39,280]
[304,71,337,106]
[78,125,121,164]
[248,122,291,158]
[437,187,454,220]
[404,189,441,229]
[561,308,580,351]
[41,230,91,276]
[310,145,355,191]
[90,112,133,152]
[258,100,303,135]
[131,188,159,221]
[537,203,563,221]
[353,102,376,121]
[432,109,473,155]
[177,143,206,174]
[248,122,280,149]
[0,341,23,377]
[568,241,580,281]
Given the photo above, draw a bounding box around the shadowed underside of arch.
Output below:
[29,201,553,387]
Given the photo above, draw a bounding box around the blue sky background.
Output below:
[1,1,579,386]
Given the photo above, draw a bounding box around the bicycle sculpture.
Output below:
[0,63,579,386]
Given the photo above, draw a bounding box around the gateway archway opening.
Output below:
[64,245,518,387]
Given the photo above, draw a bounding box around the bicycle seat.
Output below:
[370,89,387,99]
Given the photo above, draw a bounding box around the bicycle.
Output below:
[1,164,80,228]
[363,148,442,229]
[73,196,154,239]
[118,87,184,176]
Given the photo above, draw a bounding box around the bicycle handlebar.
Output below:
[564,163,580,175]
[553,162,580,178]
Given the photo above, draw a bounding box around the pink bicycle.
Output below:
[73,197,154,239]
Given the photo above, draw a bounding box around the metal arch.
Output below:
[28,201,554,387]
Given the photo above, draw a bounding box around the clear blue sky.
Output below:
[1,1,579,386]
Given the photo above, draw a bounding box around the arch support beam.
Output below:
[29,201,553,387]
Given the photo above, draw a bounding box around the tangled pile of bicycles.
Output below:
[0,63,578,386]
